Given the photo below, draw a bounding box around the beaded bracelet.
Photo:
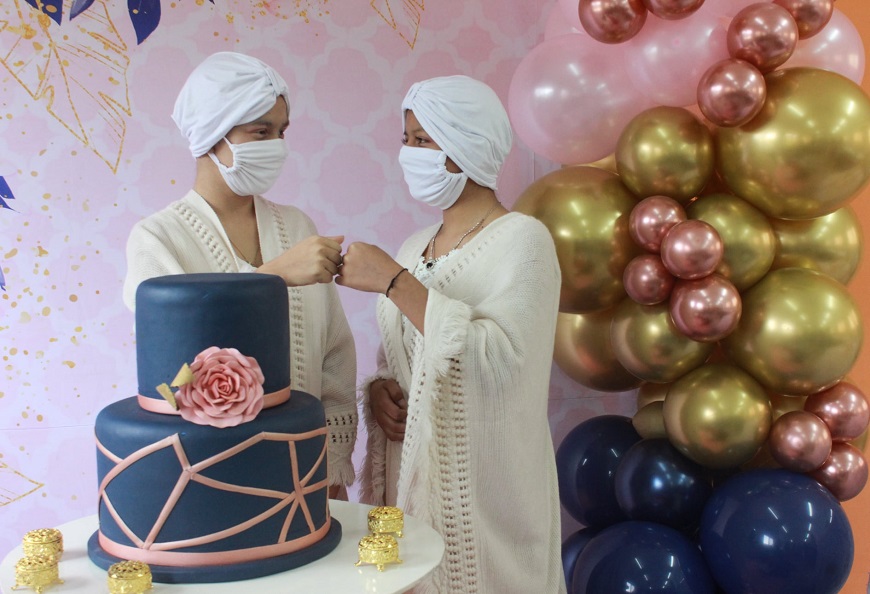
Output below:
[385,268,408,298]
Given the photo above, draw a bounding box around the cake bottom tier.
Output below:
[89,391,339,583]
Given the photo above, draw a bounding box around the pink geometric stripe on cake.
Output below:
[95,428,329,565]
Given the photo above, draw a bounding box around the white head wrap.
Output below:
[172,52,290,158]
[401,75,512,190]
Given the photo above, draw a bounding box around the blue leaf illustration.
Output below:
[24,0,63,25]
[0,176,15,211]
[128,0,161,44]
[0,268,5,292]
[70,0,96,19]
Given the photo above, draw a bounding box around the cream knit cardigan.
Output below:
[123,190,358,486]
[359,212,567,594]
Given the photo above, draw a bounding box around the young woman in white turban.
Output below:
[338,76,567,594]
[123,52,358,496]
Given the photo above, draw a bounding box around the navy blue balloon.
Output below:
[562,527,599,587]
[700,469,854,594]
[615,438,712,533]
[572,521,716,594]
[556,415,641,527]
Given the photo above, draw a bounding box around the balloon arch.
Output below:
[510,0,870,592]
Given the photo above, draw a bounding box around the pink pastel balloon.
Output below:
[624,254,676,305]
[629,195,687,252]
[773,0,833,39]
[783,8,866,84]
[508,35,655,165]
[809,442,869,501]
[668,274,741,341]
[768,410,832,472]
[697,58,767,127]
[624,8,730,106]
[643,0,705,20]
[546,1,585,39]
[578,0,648,44]
[660,220,724,279]
[701,0,770,18]
[727,3,799,72]
[804,382,870,442]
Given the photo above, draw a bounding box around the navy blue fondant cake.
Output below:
[88,273,340,583]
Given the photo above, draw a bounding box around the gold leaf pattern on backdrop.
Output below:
[0,460,44,506]
[371,0,423,49]
[0,0,131,172]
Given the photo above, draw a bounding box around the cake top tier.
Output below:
[135,273,290,403]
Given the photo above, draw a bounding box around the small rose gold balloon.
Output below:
[773,0,834,39]
[808,442,869,501]
[660,220,724,279]
[642,0,704,20]
[727,3,799,72]
[804,382,870,442]
[579,0,648,44]
[624,254,676,305]
[768,410,832,472]
[697,58,767,128]
[669,274,742,342]
[629,195,687,252]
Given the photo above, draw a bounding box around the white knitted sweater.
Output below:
[123,190,358,486]
[359,213,567,594]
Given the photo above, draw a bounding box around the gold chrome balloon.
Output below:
[717,67,870,220]
[616,106,714,204]
[610,299,714,383]
[633,401,668,439]
[637,381,671,408]
[769,206,863,285]
[553,310,642,392]
[664,363,772,468]
[514,166,642,313]
[723,268,863,395]
[687,193,776,291]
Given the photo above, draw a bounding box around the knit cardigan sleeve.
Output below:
[123,221,189,311]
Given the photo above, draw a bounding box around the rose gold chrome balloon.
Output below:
[808,442,868,501]
[629,195,687,252]
[805,382,870,442]
[578,0,648,44]
[669,274,741,342]
[643,0,704,19]
[727,3,799,72]
[774,0,834,39]
[768,410,832,472]
[660,220,724,279]
[623,254,676,305]
[697,58,766,127]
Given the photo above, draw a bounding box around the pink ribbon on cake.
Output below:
[137,386,291,415]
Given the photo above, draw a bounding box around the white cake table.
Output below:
[0,501,444,594]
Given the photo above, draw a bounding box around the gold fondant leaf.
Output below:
[171,363,193,388]
[156,383,178,410]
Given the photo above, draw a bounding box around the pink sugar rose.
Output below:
[175,346,265,428]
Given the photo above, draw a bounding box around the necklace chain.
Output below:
[426,202,499,267]
[228,235,261,266]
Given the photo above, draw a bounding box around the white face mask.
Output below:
[209,137,289,197]
[398,146,468,210]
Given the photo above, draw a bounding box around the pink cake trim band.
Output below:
[136,386,291,415]
[97,514,332,566]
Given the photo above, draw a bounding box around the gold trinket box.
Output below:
[21,529,63,560]
[107,560,153,594]
[11,554,63,593]
[367,505,404,538]
[355,534,403,571]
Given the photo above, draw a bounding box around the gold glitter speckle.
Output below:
[62,361,75,368]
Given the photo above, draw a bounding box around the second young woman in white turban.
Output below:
[338,75,567,594]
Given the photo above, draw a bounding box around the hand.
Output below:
[260,235,343,287]
[328,484,348,500]
[336,242,404,294]
[369,379,407,442]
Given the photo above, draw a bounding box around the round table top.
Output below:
[1,500,444,594]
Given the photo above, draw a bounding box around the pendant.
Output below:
[425,260,435,270]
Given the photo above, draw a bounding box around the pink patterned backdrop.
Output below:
[0,0,626,560]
